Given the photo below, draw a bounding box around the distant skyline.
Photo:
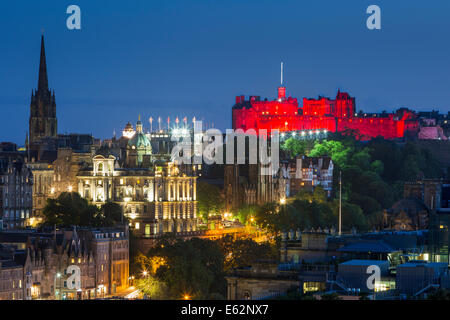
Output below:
[1,0,450,144]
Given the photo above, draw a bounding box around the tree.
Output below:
[42,192,100,227]
[98,201,125,226]
[309,140,351,168]
[330,200,368,232]
[281,138,310,157]
[41,192,126,228]
[136,275,168,299]
[253,198,337,233]
[235,204,258,224]
[197,182,224,221]
[294,187,327,204]
[217,235,277,272]
[253,202,281,233]
[146,238,226,299]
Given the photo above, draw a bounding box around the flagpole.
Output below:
[339,170,342,236]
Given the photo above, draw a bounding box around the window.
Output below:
[243,291,251,300]
[135,222,140,230]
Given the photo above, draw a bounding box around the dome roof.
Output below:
[128,132,151,149]
[124,122,134,131]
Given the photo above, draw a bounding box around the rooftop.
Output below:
[340,259,389,266]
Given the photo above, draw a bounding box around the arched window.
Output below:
[98,163,103,172]
[243,291,251,300]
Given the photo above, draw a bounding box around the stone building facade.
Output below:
[287,156,334,197]
[26,162,53,224]
[77,154,198,238]
[0,259,24,300]
[0,152,33,230]
[224,162,288,213]
[0,227,129,300]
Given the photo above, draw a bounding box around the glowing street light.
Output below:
[142,270,148,277]
[280,198,286,205]
[183,294,190,300]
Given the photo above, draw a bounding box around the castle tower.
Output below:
[29,35,57,145]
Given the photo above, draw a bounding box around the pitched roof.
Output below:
[337,240,395,253]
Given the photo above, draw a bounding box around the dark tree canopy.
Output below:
[197,181,224,221]
[42,192,124,227]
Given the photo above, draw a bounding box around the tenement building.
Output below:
[0,226,129,299]
[0,144,33,230]
[0,249,24,300]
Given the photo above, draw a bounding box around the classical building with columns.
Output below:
[76,118,199,238]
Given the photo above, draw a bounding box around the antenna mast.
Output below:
[281,62,283,86]
[339,170,342,236]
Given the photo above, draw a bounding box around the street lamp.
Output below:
[280,198,286,205]
[55,273,62,300]
[142,270,148,277]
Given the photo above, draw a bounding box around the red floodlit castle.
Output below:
[232,85,419,140]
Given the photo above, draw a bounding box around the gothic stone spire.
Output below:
[38,35,49,94]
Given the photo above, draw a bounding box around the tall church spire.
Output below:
[29,35,57,149]
[38,35,49,94]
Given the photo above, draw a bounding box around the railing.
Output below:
[252,291,284,300]
[414,283,440,296]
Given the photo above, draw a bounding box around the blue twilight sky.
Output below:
[0,0,450,144]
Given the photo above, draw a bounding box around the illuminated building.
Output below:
[287,156,333,197]
[122,122,136,139]
[77,118,199,242]
[0,144,33,230]
[126,116,153,167]
[0,227,129,299]
[26,162,53,223]
[0,259,24,300]
[232,84,419,140]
